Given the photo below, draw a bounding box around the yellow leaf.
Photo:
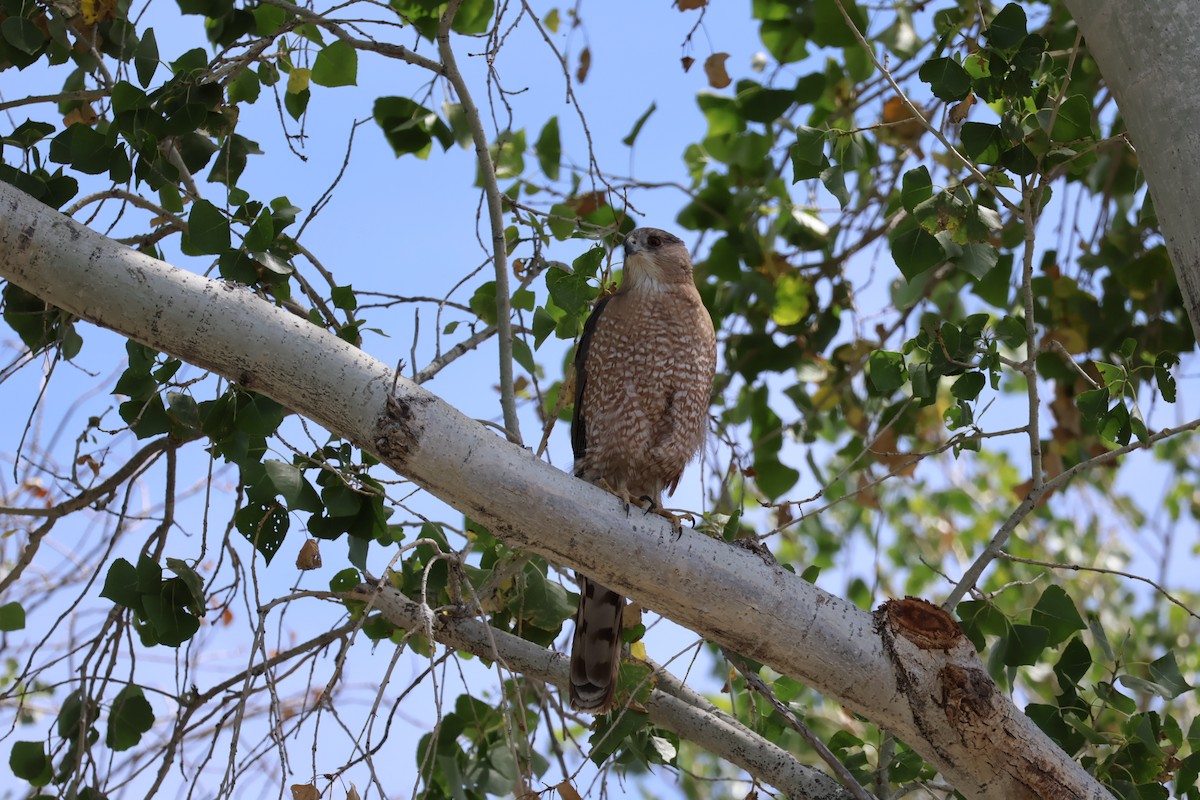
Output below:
[82,0,119,24]
[287,68,312,95]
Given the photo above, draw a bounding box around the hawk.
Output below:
[568,227,717,713]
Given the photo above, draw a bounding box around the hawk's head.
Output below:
[621,227,693,290]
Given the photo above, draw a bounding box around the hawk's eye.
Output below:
[648,235,662,248]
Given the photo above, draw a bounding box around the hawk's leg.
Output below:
[596,477,635,515]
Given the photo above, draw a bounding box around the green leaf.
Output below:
[0,601,25,631]
[986,3,1028,50]
[811,0,867,48]
[1003,623,1050,666]
[1047,94,1093,142]
[311,39,358,87]
[950,372,985,401]
[1075,387,1108,420]
[374,97,454,158]
[107,686,155,751]
[183,200,230,255]
[1154,352,1179,402]
[1001,143,1037,175]
[228,69,261,104]
[790,127,826,181]
[752,456,800,499]
[5,120,55,149]
[900,166,932,213]
[960,122,1004,164]
[49,124,113,175]
[165,558,206,617]
[589,709,650,764]
[9,740,52,786]
[511,336,535,373]
[451,0,494,34]
[954,243,999,280]
[867,350,906,394]
[1,17,44,56]
[546,267,597,319]
[134,28,160,87]
[535,116,561,180]
[820,164,850,208]
[1148,652,1192,699]
[1095,361,1125,389]
[330,567,359,592]
[890,221,944,280]
[57,690,96,740]
[1054,636,1092,687]
[622,102,656,147]
[284,88,310,121]
[101,558,141,609]
[141,589,200,647]
[468,281,498,324]
[918,57,971,102]
[1031,585,1086,647]
[737,83,794,123]
[547,203,577,240]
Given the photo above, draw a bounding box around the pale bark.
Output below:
[1063,0,1200,345]
[0,180,1112,798]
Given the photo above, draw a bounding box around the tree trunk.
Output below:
[1064,0,1200,345]
[0,180,1112,798]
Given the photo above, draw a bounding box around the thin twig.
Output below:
[725,651,874,800]
[437,0,523,444]
[999,551,1199,621]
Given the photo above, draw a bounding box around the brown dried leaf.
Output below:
[63,104,99,127]
[704,52,731,89]
[555,781,584,800]
[868,427,917,478]
[676,0,707,9]
[76,454,102,476]
[949,93,976,124]
[681,55,695,72]
[290,785,320,800]
[575,47,591,83]
[296,539,322,570]
[568,190,607,216]
[880,96,924,147]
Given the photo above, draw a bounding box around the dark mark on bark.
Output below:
[17,223,35,251]
[938,663,996,730]
[375,392,431,468]
[874,599,957,765]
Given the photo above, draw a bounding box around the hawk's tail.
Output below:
[569,577,624,713]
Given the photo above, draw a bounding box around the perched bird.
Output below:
[568,227,717,713]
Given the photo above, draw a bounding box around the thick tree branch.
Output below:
[1063,0,1200,344]
[0,181,1112,799]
